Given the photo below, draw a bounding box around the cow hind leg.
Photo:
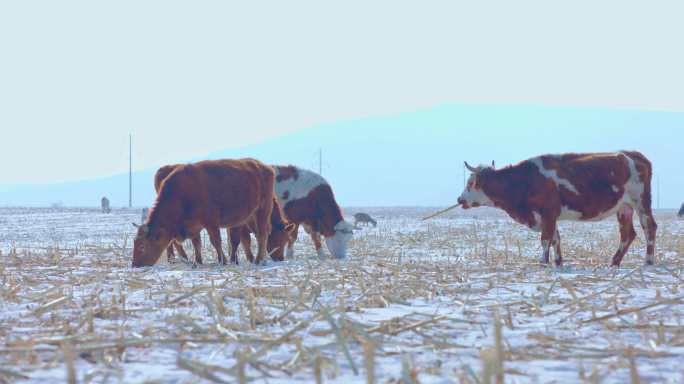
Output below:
[539,218,558,265]
[240,229,255,263]
[611,205,637,267]
[552,229,562,267]
[207,227,227,265]
[637,208,657,265]
[228,227,241,265]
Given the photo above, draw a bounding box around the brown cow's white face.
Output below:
[458,163,494,209]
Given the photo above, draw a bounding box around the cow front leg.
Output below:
[311,232,324,259]
[166,243,177,263]
[286,224,299,259]
[253,201,273,265]
[191,235,203,265]
[207,227,227,265]
[173,241,190,262]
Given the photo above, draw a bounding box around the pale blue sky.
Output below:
[1,1,683,184]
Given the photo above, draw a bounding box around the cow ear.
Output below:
[284,223,296,233]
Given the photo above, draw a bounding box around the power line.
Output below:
[129,133,132,208]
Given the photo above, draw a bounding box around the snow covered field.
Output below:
[1,207,684,383]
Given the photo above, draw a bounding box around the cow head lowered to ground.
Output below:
[133,223,173,267]
[324,220,355,259]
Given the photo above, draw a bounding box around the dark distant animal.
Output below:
[101,197,111,213]
[273,165,354,259]
[457,152,657,266]
[353,212,377,227]
[229,198,296,263]
[133,159,275,267]
[679,203,684,218]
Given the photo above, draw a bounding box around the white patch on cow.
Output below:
[556,153,645,222]
[324,220,354,259]
[559,205,583,221]
[531,212,542,231]
[458,173,494,207]
[530,157,579,194]
[620,152,645,206]
[274,167,327,206]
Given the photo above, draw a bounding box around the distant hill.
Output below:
[2,104,682,207]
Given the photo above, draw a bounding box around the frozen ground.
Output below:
[1,207,684,383]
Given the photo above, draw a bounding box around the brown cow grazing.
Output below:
[229,198,296,263]
[133,159,275,267]
[153,165,295,265]
[273,165,354,259]
[457,152,657,267]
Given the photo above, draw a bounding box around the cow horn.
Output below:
[464,161,477,173]
[132,222,140,228]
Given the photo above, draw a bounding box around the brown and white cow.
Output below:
[274,165,354,259]
[133,159,275,267]
[457,151,657,267]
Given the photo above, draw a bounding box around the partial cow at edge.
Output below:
[457,151,657,267]
[353,212,377,227]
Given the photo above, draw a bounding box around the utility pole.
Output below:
[319,148,322,176]
[657,174,661,210]
[129,133,132,208]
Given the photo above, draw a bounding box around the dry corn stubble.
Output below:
[0,207,683,383]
